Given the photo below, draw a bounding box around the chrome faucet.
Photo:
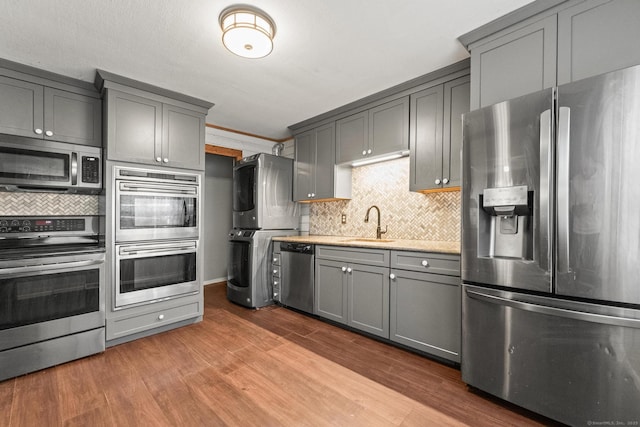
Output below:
[364,205,387,239]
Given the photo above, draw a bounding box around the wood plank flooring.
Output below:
[0,282,560,426]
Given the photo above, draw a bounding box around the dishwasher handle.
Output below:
[280,243,314,254]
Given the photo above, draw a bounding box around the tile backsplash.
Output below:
[0,193,100,216]
[308,157,460,242]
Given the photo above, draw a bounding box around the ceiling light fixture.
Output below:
[219,5,276,59]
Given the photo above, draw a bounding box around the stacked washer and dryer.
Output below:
[227,153,299,308]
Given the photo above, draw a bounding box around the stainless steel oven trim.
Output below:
[114,239,200,309]
[0,252,105,352]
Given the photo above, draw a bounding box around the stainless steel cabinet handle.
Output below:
[466,289,640,329]
[273,258,278,263]
[163,158,169,163]
[45,130,53,137]
[158,314,165,320]
[421,260,429,267]
[341,266,347,272]
[311,193,315,198]
[442,178,449,184]
[389,273,396,280]
[362,150,367,156]
[346,267,352,273]
[34,128,43,135]
[367,149,372,154]
[156,157,162,162]
[307,193,312,198]
[435,179,441,185]
[273,269,277,274]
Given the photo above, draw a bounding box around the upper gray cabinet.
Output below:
[336,97,409,164]
[294,122,351,202]
[410,75,470,192]
[469,15,557,109]
[96,70,213,171]
[557,0,640,85]
[463,0,640,109]
[0,73,101,146]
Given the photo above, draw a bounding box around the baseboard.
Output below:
[203,278,227,286]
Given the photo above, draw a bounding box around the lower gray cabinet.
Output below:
[389,250,461,362]
[390,270,460,362]
[315,246,390,338]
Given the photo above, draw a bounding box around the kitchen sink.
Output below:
[345,238,395,243]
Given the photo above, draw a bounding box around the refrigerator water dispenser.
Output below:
[478,185,533,259]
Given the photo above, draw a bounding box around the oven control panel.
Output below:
[0,217,86,234]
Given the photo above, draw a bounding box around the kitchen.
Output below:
[1,0,640,425]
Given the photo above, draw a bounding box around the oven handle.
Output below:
[0,259,104,277]
[119,242,197,256]
[118,181,198,195]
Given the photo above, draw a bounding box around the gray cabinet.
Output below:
[315,245,390,338]
[389,251,461,362]
[469,15,557,109]
[336,97,409,164]
[96,70,212,171]
[106,294,202,345]
[0,74,101,146]
[105,89,205,170]
[294,123,351,202]
[466,0,640,109]
[557,0,640,85]
[410,75,470,192]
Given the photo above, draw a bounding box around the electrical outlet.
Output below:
[341,213,347,224]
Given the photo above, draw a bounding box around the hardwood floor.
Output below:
[0,282,560,426]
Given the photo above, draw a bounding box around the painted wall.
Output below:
[202,153,234,284]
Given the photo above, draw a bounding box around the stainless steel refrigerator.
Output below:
[461,64,640,425]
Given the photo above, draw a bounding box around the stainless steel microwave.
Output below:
[0,135,102,194]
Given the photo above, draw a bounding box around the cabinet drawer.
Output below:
[272,265,281,278]
[316,245,389,267]
[390,250,460,276]
[107,300,201,340]
[272,252,281,266]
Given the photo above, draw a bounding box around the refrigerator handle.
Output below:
[539,109,552,272]
[557,106,571,273]
[466,289,640,329]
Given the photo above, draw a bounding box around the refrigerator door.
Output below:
[556,64,640,304]
[462,89,553,292]
[462,284,640,426]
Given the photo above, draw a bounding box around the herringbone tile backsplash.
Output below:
[0,193,100,216]
[309,157,460,242]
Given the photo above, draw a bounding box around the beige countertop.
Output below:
[273,235,461,255]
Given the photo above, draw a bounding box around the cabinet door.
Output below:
[106,90,162,164]
[0,76,44,138]
[313,122,336,200]
[44,88,102,147]
[314,258,347,324]
[162,104,205,170]
[442,76,470,189]
[409,85,443,192]
[557,0,640,85]
[390,270,460,362]
[293,130,315,201]
[470,15,557,109]
[348,264,389,339]
[336,111,367,164]
[369,97,409,158]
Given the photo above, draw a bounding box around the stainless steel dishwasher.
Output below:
[279,242,314,314]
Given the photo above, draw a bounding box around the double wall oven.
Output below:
[111,165,201,310]
[0,216,105,381]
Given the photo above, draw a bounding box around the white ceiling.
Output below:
[0,0,533,140]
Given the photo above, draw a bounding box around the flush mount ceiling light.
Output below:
[219,5,276,59]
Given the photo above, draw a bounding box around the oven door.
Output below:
[115,180,199,242]
[115,240,199,308]
[0,252,105,352]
